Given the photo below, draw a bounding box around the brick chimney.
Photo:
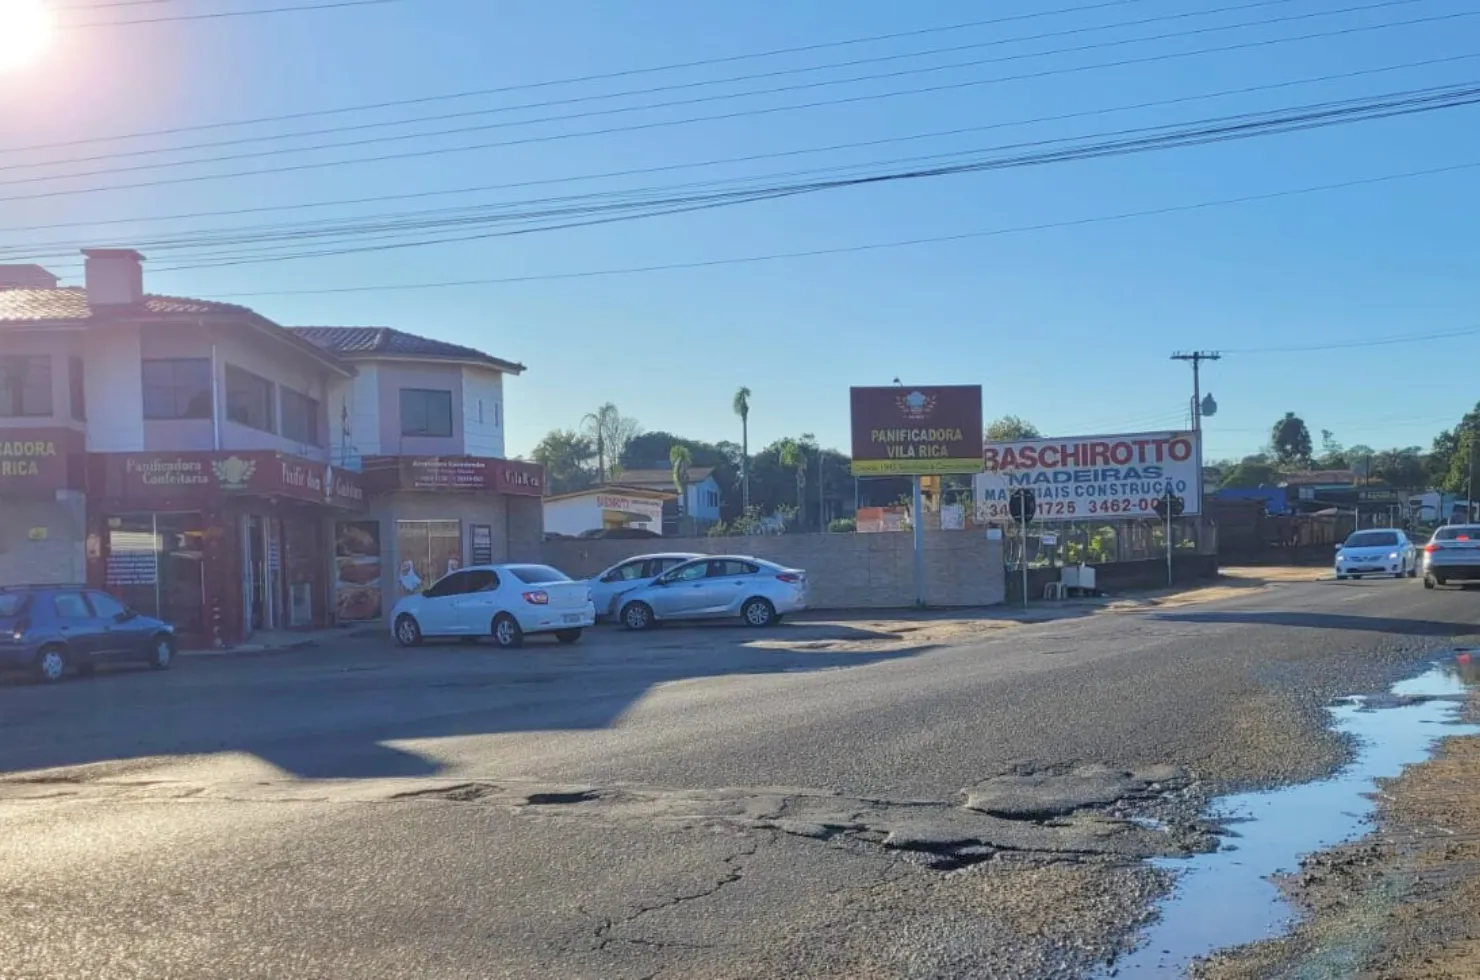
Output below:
[82,248,145,307]
[0,264,59,289]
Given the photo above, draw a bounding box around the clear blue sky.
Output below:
[2,0,1478,463]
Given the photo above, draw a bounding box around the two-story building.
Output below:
[0,250,544,647]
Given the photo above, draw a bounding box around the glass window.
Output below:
[646,557,686,576]
[52,592,91,619]
[87,592,128,619]
[506,565,570,584]
[707,560,758,578]
[606,560,647,582]
[280,387,320,445]
[1345,531,1399,547]
[395,520,462,597]
[424,571,473,598]
[0,355,51,417]
[69,357,85,420]
[1434,525,1480,541]
[462,569,500,592]
[142,359,212,420]
[0,593,31,617]
[400,388,453,438]
[665,561,709,583]
[225,364,275,432]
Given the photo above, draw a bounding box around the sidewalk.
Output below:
[179,624,385,658]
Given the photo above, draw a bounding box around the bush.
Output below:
[828,518,856,533]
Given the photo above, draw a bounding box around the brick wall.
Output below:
[542,531,1006,609]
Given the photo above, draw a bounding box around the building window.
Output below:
[400,388,453,438]
[69,357,85,420]
[281,387,320,445]
[476,398,484,424]
[142,358,212,420]
[225,364,275,433]
[0,355,52,417]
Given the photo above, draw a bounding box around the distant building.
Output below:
[611,466,723,533]
[543,486,674,537]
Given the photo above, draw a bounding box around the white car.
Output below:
[615,555,808,630]
[390,563,595,649]
[587,552,703,621]
[1335,528,1418,580]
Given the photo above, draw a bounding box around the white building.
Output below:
[543,486,673,537]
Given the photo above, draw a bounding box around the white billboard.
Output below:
[973,430,1202,522]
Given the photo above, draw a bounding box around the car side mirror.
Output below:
[1334,544,1343,551]
[115,609,135,623]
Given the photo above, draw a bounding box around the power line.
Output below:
[3,0,1171,150]
[4,8,1472,203]
[3,0,1326,168]
[60,0,405,29]
[1224,324,1480,353]
[6,49,1474,238]
[197,157,1480,299]
[22,81,1480,274]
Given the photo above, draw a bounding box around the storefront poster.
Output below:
[470,524,494,565]
[334,521,383,621]
[396,520,462,595]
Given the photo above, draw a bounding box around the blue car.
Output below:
[0,586,177,683]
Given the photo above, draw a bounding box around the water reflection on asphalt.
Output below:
[1105,659,1480,978]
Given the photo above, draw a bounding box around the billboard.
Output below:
[850,385,984,476]
[973,430,1202,522]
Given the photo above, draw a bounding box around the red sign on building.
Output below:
[90,450,366,508]
[362,456,545,496]
[0,428,85,493]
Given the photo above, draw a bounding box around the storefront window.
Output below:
[395,520,461,596]
[105,513,205,634]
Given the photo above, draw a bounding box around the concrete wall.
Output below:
[0,492,86,586]
[461,366,505,458]
[542,531,1007,609]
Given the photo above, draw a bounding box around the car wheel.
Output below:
[1336,573,1347,581]
[1424,573,1436,589]
[149,635,174,670]
[394,614,423,647]
[555,629,583,644]
[491,614,524,649]
[34,644,68,683]
[1393,571,1405,579]
[621,602,654,631]
[741,597,776,628]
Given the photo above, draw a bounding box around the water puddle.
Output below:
[1104,660,1480,978]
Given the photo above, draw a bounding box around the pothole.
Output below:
[391,782,500,802]
[525,790,602,806]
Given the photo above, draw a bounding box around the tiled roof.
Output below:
[290,326,524,373]
[615,467,717,486]
[0,286,254,322]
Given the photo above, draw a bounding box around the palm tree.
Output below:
[733,386,751,512]
[778,438,807,531]
[669,444,692,531]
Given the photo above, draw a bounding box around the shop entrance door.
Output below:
[245,515,266,632]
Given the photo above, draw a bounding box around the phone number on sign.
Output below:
[978,497,1175,519]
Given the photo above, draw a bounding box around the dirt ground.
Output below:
[1195,658,1480,980]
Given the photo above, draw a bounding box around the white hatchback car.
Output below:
[390,563,595,649]
[1334,528,1417,580]
[587,552,703,621]
[616,555,808,630]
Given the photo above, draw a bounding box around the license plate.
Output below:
[562,614,583,624]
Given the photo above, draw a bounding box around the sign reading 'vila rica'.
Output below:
[849,385,984,476]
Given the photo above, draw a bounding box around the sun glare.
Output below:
[0,0,54,72]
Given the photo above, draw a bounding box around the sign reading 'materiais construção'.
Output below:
[849,386,984,476]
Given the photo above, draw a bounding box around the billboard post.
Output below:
[850,386,983,607]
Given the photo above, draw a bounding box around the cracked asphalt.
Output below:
[1,577,1477,978]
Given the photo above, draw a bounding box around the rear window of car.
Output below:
[506,565,570,584]
[0,593,30,617]
[1434,525,1480,541]
[1345,531,1399,547]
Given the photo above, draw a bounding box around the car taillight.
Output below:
[522,590,549,605]
[1426,543,1442,553]
[776,573,802,584]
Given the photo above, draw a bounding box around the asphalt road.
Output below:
[1,578,1476,979]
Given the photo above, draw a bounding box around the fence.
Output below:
[542,531,1006,610]
[998,517,1218,568]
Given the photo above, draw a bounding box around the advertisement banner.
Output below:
[0,427,85,493]
[974,430,1202,522]
[92,450,365,509]
[364,456,545,496]
[849,385,983,476]
[334,521,383,622]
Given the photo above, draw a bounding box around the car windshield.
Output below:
[0,593,30,617]
[506,565,571,584]
[1345,531,1399,548]
[1434,526,1480,541]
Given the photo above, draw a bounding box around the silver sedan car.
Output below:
[586,552,702,621]
[1423,523,1480,588]
[616,555,808,630]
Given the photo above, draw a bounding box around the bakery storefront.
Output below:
[341,456,545,626]
[85,451,365,648]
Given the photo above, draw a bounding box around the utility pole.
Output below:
[1170,351,1221,435]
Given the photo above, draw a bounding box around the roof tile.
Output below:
[291,325,524,373]
[0,286,251,322]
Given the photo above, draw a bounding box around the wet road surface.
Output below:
[1,577,1476,978]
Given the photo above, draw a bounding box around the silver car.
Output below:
[1335,528,1417,580]
[1423,524,1480,588]
[616,555,808,630]
[586,552,702,621]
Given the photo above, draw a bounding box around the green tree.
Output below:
[1270,412,1313,466]
[985,415,1040,442]
[1369,448,1425,489]
[669,444,692,520]
[733,387,751,512]
[530,429,596,495]
[1218,460,1281,489]
[582,403,641,483]
[778,437,808,530]
[1316,429,1348,469]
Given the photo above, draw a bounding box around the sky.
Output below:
[1,0,1478,464]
